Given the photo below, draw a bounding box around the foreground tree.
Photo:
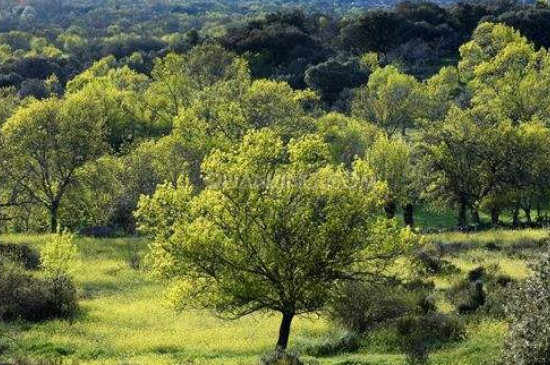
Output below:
[136,129,417,350]
[1,96,106,232]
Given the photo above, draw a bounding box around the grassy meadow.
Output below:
[1,227,546,365]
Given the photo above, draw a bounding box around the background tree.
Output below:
[1,96,106,232]
[352,65,425,136]
[366,135,422,226]
[0,87,20,124]
[422,106,512,228]
[316,112,380,168]
[66,58,151,151]
[146,44,244,131]
[305,57,369,106]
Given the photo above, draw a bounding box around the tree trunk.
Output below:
[458,201,467,229]
[384,200,397,219]
[471,207,481,226]
[490,208,500,226]
[50,201,59,233]
[403,203,414,227]
[512,208,520,228]
[276,312,294,350]
[524,208,532,224]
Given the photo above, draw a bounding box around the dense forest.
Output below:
[2,0,550,233]
[3,1,550,364]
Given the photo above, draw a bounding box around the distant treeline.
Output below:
[0,0,549,104]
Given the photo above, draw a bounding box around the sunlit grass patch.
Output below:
[430,229,548,249]
[0,230,542,364]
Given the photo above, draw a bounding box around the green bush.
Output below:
[0,242,40,270]
[40,230,81,278]
[447,266,514,316]
[397,314,465,365]
[0,262,78,322]
[304,331,361,357]
[450,280,486,314]
[3,359,64,365]
[414,246,460,275]
[329,282,408,333]
[259,349,304,365]
[504,247,550,364]
[329,280,435,334]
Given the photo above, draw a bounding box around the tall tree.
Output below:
[136,129,417,350]
[423,106,513,227]
[366,135,423,226]
[1,96,106,232]
[352,65,425,137]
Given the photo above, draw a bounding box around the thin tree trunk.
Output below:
[524,207,532,224]
[458,200,467,229]
[403,203,414,227]
[50,201,59,233]
[512,208,520,228]
[384,200,397,219]
[490,208,500,226]
[471,207,481,226]
[276,312,294,350]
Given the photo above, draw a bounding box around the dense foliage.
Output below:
[505,244,550,364]
[2,0,550,361]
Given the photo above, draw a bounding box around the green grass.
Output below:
[1,229,548,364]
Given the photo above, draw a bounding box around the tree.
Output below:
[0,87,20,124]
[422,106,514,228]
[422,23,550,227]
[366,135,423,226]
[459,22,550,126]
[1,96,106,232]
[170,76,317,187]
[352,65,425,137]
[337,10,400,55]
[66,57,152,151]
[482,120,550,226]
[59,156,126,231]
[316,112,380,168]
[136,129,418,350]
[424,66,466,123]
[146,44,244,131]
[305,57,369,105]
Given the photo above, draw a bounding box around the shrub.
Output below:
[467,266,485,282]
[40,230,81,277]
[125,244,141,271]
[305,331,361,357]
[259,349,304,365]
[447,266,514,316]
[397,314,465,365]
[5,359,64,365]
[329,280,435,334]
[403,279,437,315]
[0,329,12,355]
[0,242,40,270]
[0,262,78,322]
[504,247,550,364]
[329,282,408,333]
[449,280,486,314]
[414,246,459,275]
